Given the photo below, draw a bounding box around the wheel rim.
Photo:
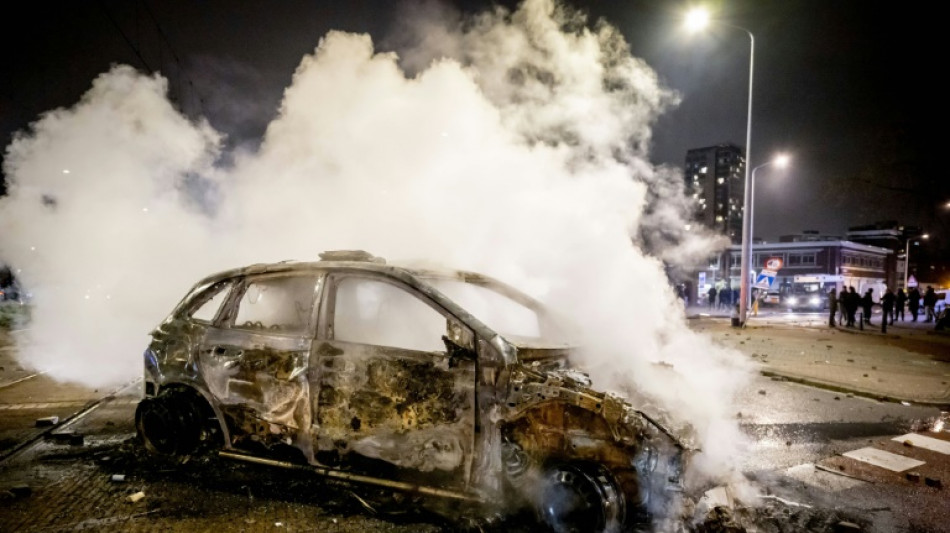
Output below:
[135,392,204,456]
[537,464,623,533]
[136,397,180,455]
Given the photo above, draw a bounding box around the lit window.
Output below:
[717,177,725,184]
[715,215,723,222]
[700,166,708,173]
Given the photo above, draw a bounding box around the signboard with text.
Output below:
[754,270,777,290]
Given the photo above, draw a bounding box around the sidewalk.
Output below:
[688,308,950,409]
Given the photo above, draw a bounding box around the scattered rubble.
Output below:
[10,484,31,498]
[34,416,59,427]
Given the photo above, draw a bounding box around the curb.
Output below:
[760,370,950,410]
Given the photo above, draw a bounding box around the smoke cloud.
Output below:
[0,0,752,506]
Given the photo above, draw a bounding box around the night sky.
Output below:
[2,0,947,263]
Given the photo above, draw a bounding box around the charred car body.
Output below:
[136,251,692,531]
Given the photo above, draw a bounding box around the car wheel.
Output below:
[536,463,626,533]
[135,389,214,456]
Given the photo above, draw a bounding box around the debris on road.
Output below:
[34,416,59,427]
[127,491,145,503]
[10,484,31,498]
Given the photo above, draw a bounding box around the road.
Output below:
[1,317,948,532]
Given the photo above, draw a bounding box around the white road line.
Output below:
[0,371,47,389]
[892,433,950,455]
[841,447,925,472]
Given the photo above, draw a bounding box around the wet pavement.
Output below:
[689,306,950,408]
[1,312,949,532]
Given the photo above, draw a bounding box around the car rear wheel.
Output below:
[536,463,627,533]
[135,388,216,456]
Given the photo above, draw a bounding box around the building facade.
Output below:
[692,240,895,306]
[684,144,745,243]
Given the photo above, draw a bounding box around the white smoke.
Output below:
[0,0,751,506]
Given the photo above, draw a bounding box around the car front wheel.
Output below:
[135,388,216,456]
[535,462,629,533]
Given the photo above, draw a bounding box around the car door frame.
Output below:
[196,270,324,456]
[312,269,479,489]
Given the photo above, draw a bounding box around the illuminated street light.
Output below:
[684,7,757,326]
[748,154,791,305]
[903,232,929,290]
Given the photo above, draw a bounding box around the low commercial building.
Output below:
[690,239,894,306]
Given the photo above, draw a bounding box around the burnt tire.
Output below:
[135,389,214,456]
[536,463,626,533]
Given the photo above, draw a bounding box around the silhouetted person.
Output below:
[923,286,937,323]
[828,287,838,327]
[881,288,895,326]
[861,288,874,324]
[908,287,921,322]
[707,286,717,309]
[845,286,859,327]
[837,287,848,324]
[895,288,907,322]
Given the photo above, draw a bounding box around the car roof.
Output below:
[195,252,505,294]
[178,251,543,343]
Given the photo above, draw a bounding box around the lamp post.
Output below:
[747,154,790,306]
[685,8,756,326]
[903,233,929,289]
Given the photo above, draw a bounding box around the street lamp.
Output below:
[685,7,757,326]
[903,233,929,290]
[748,154,790,304]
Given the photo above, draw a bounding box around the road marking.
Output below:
[892,433,950,455]
[0,371,47,389]
[841,447,925,472]
[0,398,138,410]
[0,401,88,410]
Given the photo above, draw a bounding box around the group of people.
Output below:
[828,285,940,327]
[828,286,872,327]
[706,284,739,310]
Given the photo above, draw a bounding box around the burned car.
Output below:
[136,250,692,531]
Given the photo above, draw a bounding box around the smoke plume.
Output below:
[0,0,751,506]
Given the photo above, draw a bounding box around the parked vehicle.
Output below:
[135,250,692,531]
[784,281,826,312]
[934,289,948,331]
[0,265,21,303]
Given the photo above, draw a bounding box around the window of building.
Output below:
[787,253,816,266]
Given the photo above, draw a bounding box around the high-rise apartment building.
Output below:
[684,144,746,243]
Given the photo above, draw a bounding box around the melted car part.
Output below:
[219,450,479,501]
[318,250,385,263]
